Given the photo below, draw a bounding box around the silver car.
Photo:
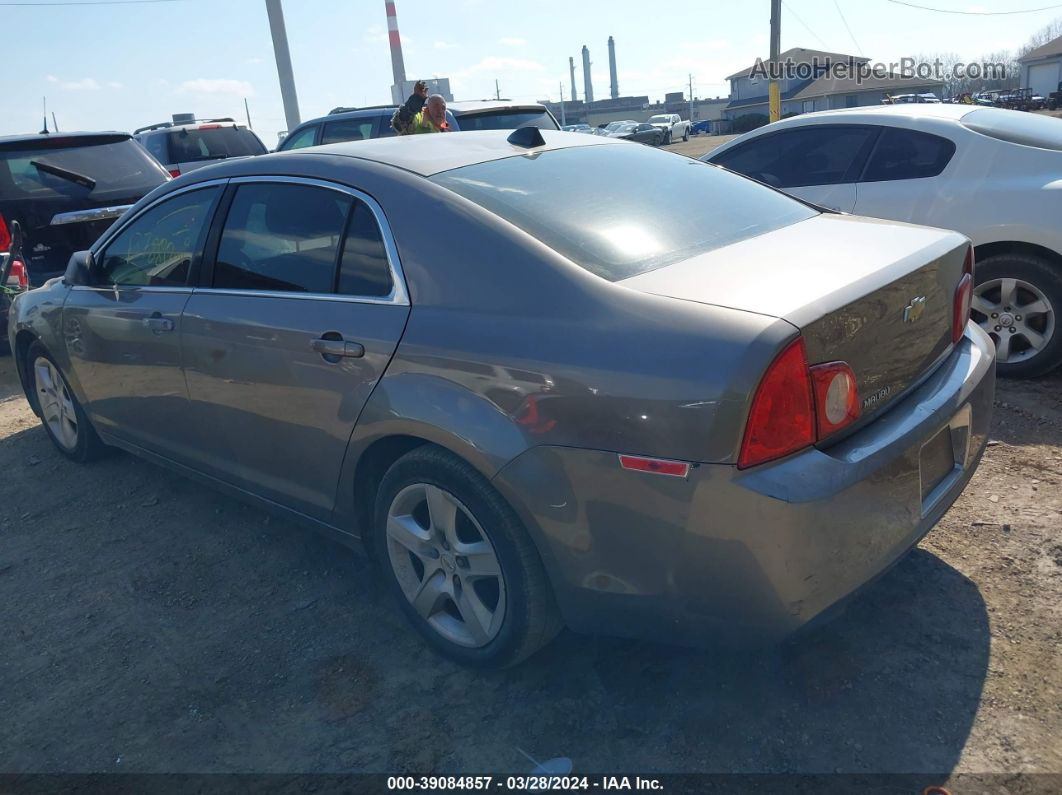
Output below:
[8,129,995,668]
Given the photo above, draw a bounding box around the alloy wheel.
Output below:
[33,356,79,451]
[385,483,507,648]
[971,277,1055,365]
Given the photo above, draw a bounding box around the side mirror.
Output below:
[64,250,94,286]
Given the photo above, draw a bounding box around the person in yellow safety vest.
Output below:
[392,81,452,135]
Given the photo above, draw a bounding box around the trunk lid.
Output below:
[621,213,968,423]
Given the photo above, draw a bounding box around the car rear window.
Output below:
[430,144,817,281]
[961,108,1062,151]
[452,110,559,131]
[165,126,266,162]
[0,136,167,200]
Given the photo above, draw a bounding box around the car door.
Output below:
[710,125,880,212]
[852,126,958,225]
[179,177,410,520]
[62,182,223,454]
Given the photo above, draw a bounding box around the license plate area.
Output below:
[919,404,972,511]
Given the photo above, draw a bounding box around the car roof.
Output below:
[291,128,621,177]
[0,131,131,147]
[771,104,976,124]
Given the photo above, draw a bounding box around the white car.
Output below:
[705,104,1062,377]
[647,113,691,144]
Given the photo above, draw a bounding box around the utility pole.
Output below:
[769,0,781,122]
[495,79,501,100]
[265,0,301,133]
[244,97,253,130]
[559,83,566,125]
[688,73,694,122]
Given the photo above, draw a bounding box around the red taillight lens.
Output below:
[198,124,222,130]
[168,168,181,178]
[963,245,974,278]
[810,361,861,437]
[954,272,973,344]
[738,338,816,469]
[7,260,28,290]
[0,212,10,251]
[618,455,691,478]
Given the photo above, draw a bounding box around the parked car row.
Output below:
[705,104,1062,377]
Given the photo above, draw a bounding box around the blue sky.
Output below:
[7,0,1060,146]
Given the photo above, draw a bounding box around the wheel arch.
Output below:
[14,329,43,415]
[973,241,1062,272]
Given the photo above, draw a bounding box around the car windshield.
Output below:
[165,126,266,162]
[451,110,558,131]
[431,144,817,281]
[0,137,166,200]
[648,115,670,123]
[614,123,637,132]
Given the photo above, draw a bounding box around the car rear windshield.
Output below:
[961,109,1062,151]
[452,110,559,131]
[165,126,267,162]
[0,136,167,200]
[430,144,818,281]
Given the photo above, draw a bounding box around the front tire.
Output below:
[682,128,690,142]
[663,130,672,145]
[372,446,562,668]
[970,253,1062,378]
[27,342,108,462]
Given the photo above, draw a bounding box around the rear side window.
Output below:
[214,183,351,293]
[0,137,167,200]
[712,125,878,188]
[166,127,266,163]
[98,186,220,287]
[137,133,169,164]
[280,125,318,150]
[453,110,558,131]
[321,118,375,145]
[861,127,956,182]
[338,202,393,297]
[431,144,817,281]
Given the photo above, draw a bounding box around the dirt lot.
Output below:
[1,345,1061,779]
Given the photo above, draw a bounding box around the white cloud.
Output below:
[107,81,123,89]
[178,78,255,97]
[62,78,101,91]
[46,75,58,83]
[434,40,457,49]
[499,37,526,46]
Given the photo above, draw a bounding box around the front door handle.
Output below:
[311,337,365,360]
[142,316,175,333]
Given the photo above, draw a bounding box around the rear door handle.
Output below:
[311,338,365,359]
[143,316,175,333]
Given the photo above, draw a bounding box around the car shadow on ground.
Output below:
[0,413,989,776]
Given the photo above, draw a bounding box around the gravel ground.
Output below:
[1,348,1060,779]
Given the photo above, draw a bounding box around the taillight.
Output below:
[809,362,861,437]
[618,455,691,478]
[0,212,10,251]
[198,124,222,130]
[6,260,28,290]
[168,168,181,178]
[953,274,973,344]
[739,339,863,469]
[738,338,816,469]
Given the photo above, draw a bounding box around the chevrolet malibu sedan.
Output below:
[8,129,995,668]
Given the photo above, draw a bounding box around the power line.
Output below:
[833,0,863,55]
[782,0,829,48]
[887,0,1062,13]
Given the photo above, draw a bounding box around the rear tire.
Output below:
[682,128,690,142]
[971,253,1062,378]
[372,445,562,668]
[27,342,108,462]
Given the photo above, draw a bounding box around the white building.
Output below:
[1020,36,1062,98]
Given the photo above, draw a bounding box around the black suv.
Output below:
[276,100,558,151]
[0,132,170,288]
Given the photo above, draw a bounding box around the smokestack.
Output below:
[569,56,578,103]
[581,45,594,104]
[608,36,619,99]
[385,1,406,91]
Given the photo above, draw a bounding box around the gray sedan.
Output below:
[8,129,995,668]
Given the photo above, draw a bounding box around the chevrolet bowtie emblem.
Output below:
[903,296,927,323]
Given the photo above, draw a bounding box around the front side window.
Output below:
[97,186,220,287]
[321,119,376,145]
[281,126,318,151]
[712,125,878,188]
[431,144,817,282]
[861,127,956,182]
[213,183,352,294]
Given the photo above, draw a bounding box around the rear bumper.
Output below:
[492,325,996,645]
